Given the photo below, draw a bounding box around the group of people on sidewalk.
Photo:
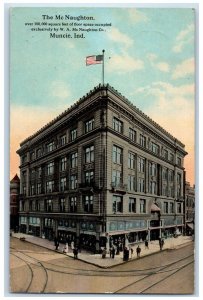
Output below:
[54,237,79,259]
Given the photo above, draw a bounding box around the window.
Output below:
[20,200,25,211]
[138,157,145,173]
[112,145,122,164]
[150,181,157,194]
[70,128,77,141]
[60,135,66,146]
[22,154,27,164]
[47,141,54,152]
[163,149,168,160]
[138,178,145,192]
[163,168,167,180]
[36,148,42,158]
[151,142,160,155]
[70,175,77,190]
[60,157,67,172]
[36,183,41,195]
[23,186,26,195]
[177,202,182,213]
[60,177,67,192]
[29,200,33,211]
[128,175,135,191]
[85,171,94,184]
[169,170,174,181]
[35,200,40,211]
[170,153,174,162]
[30,184,35,196]
[162,185,167,196]
[46,199,53,212]
[168,187,174,198]
[30,152,35,161]
[140,199,146,213]
[129,128,136,142]
[140,134,146,147]
[177,157,181,166]
[37,167,42,178]
[46,181,54,193]
[71,152,78,168]
[177,173,181,197]
[47,162,54,175]
[70,197,77,212]
[149,162,157,176]
[164,202,169,213]
[112,195,123,213]
[113,117,123,133]
[84,195,93,213]
[112,170,122,187]
[85,118,94,133]
[170,202,174,213]
[59,198,65,212]
[128,152,135,169]
[129,197,136,213]
[85,146,94,163]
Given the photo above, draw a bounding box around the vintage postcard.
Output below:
[9,5,195,295]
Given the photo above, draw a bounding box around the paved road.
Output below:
[10,237,194,294]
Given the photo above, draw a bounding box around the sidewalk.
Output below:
[11,232,193,268]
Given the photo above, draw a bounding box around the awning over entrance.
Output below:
[151,203,161,212]
[186,222,194,230]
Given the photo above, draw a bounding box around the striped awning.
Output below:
[151,203,161,212]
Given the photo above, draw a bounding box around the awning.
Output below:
[151,203,161,212]
[186,223,194,230]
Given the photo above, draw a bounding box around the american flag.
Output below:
[86,55,103,66]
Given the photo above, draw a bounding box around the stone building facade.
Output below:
[17,84,187,252]
[10,174,20,230]
[184,181,195,235]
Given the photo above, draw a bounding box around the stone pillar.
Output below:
[145,158,148,193]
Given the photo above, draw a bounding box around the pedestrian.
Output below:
[54,236,59,250]
[161,239,164,249]
[109,247,112,258]
[71,241,74,250]
[130,247,134,258]
[136,245,141,258]
[145,240,149,249]
[63,243,69,254]
[159,238,162,250]
[112,246,115,259]
[73,247,78,259]
[102,248,107,259]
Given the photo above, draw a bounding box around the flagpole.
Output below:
[102,49,105,86]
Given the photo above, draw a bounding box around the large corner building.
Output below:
[17,84,187,252]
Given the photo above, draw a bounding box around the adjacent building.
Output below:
[17,84,187,252]
[10,174,20,231]
[184,181,195,235]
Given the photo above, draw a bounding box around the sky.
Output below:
[10,7,195,185]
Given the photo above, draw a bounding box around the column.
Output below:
[145,158,148,193]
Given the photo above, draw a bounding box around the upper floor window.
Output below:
[164,202,169,213]
[140,134,146,148]
[36,183,41,195]
[47,162,54,175]
[60,135,67,146]
[30,152,35,161]
[170,153,174,163]
[85,171,94,184]
[22,154,27,164]
[112,195,123,213]
[35,200,40,211]
[36,167,42,178]
[60,157,67,172]
[30,185,35,196]
[177,157,182,167]
[163,185,167,196]
[170,202,174,213]
[169,170,174,181]
[70,175,77,190]
[59,198,65,212]
[60,177,67,192]
[112,170,122,187]
[71,152,78,168]
[46,199,53,212]
[138,157,145,173]
[85,145,94,163]
[177,202,182,213]
[162,168,167,180]
[46,180,54,193]
[129,197,136,213]
[129,128,136,142]
[70,197,77,212]
[70,128,77,141]
[113,117,123,133]
[138,177,145,192]
[47,141,54,153]
[36,148,42,158]
[151,142,160,155]
[85,118,94,133]
[163,149,168,160]
[140,199,146,213]
[23,186,26,195]
[84,195,93,213]
[128,152,135,169]
[128,175,136,191]
[149,162,157,176]
[150,181,157,194]
[112,145,122,164]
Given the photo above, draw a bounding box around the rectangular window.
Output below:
[70,175,77,190]
[170,153,174,162]
[84,195,93,213]
[47,142,54,153]
[151,142,160,155]
[128,175,135,191]
[113,117,123,133]
[177,202,182,213]
[129,128,136,142]
[46,181,54,193]
[164,202,169,213]
[47,162,54,175]
[30,185,35,196]
[149,162,157,176]
[112,170,122,187]
[85,146,94,163]
[138,178,145,192]
[112,145,122,164]
[140,199,146,213]
[170,202,174,213]
[36,148,42,158]
[85,118,94,133]
[46,199,53,212]
[70,197,77,212]
[60,177,67,192]
[85,171,94,185]
[35,200,40,211]
[36,183,41,195]
[60,135,66,146]
[140,134,146,147]
[60,157,67,171]
[129,197,136,213]
[30,152,35,161]
[59,198,65,212]
[70,152,78,168]
[163,168,167,180]
[162,184,167,196]
[163,149,168,160]
[23,186,26,195]
[70,128,77,141]
[37,167,42,178]
[128,152,135,169]
[29,200,33,211]
[138,157,145,173]
[169,170,174,181]
[150,181,157,194]
[177,157,182,167]
[112,195,123,213]
[177,173,181,197]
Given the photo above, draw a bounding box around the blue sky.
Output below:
[10,7,195,183]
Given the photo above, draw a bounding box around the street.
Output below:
[10,237,194,294]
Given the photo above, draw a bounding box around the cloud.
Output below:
[172,58,194,79]
[108,52,144,73]
[172,24,194,53]
[133,81,195,184]
[127,8,149,23]
[147,53,170,73]
[107,28,133,48]
[50,81,71,101]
